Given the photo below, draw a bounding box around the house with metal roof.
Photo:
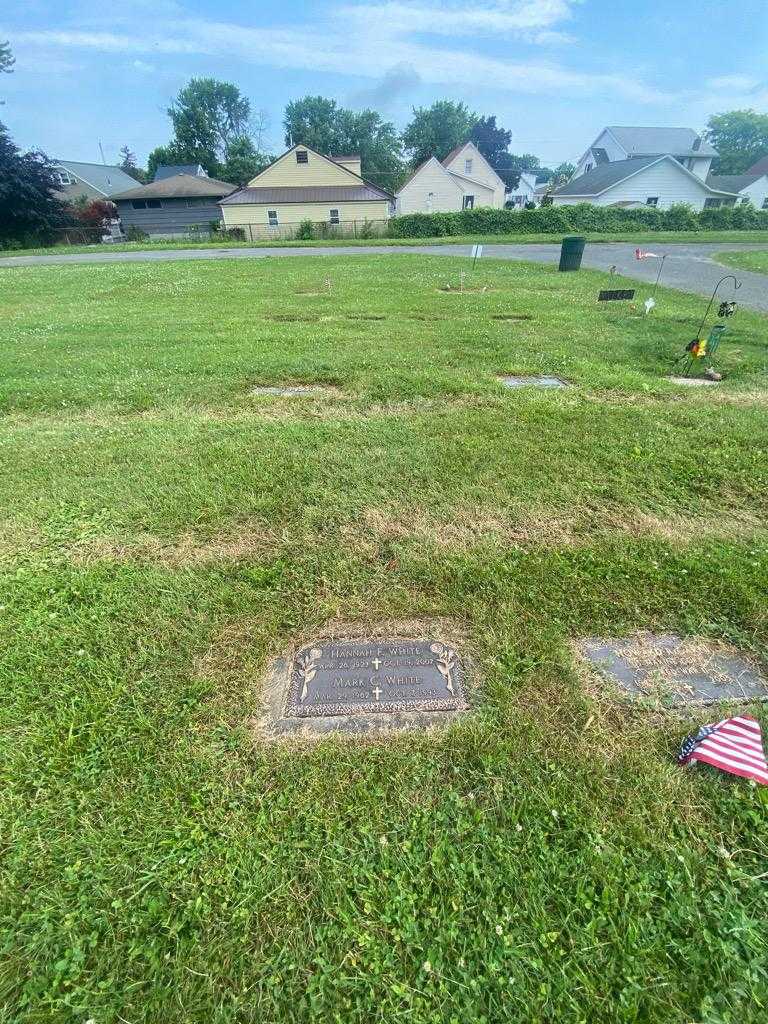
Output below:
[219,144,395,238]
[551,155,740,211]
[395,142,506,214]
[53,160,141,203]
[110,173,236,238]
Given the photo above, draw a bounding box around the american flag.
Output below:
[678,715,768,785]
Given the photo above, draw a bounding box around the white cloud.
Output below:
[6,0,668,105]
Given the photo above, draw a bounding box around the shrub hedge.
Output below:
[387,202,768,238]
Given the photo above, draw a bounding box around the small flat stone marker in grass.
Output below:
[257,637,469,738]
[498,375,570,389]
[666,376,719,387]
[577,633,768,707]
[250,384,327,396]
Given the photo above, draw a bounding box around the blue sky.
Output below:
[2,0,767,169]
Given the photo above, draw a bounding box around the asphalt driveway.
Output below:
[1,241,766,311]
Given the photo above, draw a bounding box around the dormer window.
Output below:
[56,168,74,186]
[296,150,308,164]
[464,158,473,175]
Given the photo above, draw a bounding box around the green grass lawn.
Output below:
[4,228,768,259]
[1,254,767,1023]
[716,249,768,273]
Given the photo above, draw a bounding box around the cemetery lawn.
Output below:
[716,249,768,274]
[2,254,768,1024]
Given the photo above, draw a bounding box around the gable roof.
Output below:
[747,155,768,176]
[110,173,236,201]
[553,155,738,198]
[245,143,395,199]
[53,160,141,196]
[605,126,717,157]
[441,141,505,189]
[706,173,762,193]
[154,164,206,181]
[395,156,464,197]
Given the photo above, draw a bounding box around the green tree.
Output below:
[0,122,70,246]
[551,161,576,185]
[401,100,477,166]
[118,145,147,184]
[221,136,272,185]
[167,78,251,173]
[469,115,512,166]
[283,96,404,190]
[706,109,768,173]
[0,40,13,75]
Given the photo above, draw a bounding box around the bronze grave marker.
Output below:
[284,640,465,718]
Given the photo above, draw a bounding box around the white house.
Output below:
[706,172,768,210]
[574,126,718,182]
[551,155,740,212]
[505,170,539,208]
[396,142,506,213]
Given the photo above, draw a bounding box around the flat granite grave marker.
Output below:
[577,633,768,707]
[255,633,469,738]
[498,374,570,389]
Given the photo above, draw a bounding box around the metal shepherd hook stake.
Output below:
[696,274,742,338]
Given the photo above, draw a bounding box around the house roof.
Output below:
[153,163,206,181]
[553,155,739,198]
[329,154,360,161]
[441,143,471,166]
[746,155,768,176]
[221,184,392,205]
[110,173,236,201]
[53,160,141,195]
[244,143,395,200]
[706,173,761,193]
[606,126,717,157]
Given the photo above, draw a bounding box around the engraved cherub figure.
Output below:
[297,648,322,702]
[430,643,456,695]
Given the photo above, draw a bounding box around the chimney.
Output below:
[332,154,362,177]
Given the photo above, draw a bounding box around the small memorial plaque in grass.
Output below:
[498,375,570,389]
[577,633,768,707]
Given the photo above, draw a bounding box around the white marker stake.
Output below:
[644,296,656,315]
[471,244,483,268]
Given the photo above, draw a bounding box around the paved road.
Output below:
[2,240,766,310]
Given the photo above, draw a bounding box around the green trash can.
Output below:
[558,235,586,272]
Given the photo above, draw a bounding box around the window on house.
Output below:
[763,198,768,210]
[584,163,592,173]
[147,199,162,209]
[268,210,279,226]
[426,191,434,212]
[296,150,309,164]
[464,158,473,175]
[329,208,340,224]
[462,195,475,210]
[645,197,659,207]
[56,169,74,186]
[132,200,147,210]
[703,198,721,208]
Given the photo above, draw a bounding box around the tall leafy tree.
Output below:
[221,136,272,185]
[401,100,477,166]
[167,78,252,174]
[0,122,70,245]
[469,116,512,166]
[551,161,576,185]
[283,96,404,189]
[0,40,14,75]
[706,110,768,173]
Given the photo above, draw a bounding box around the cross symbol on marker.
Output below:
[372,657,382,670]
[372,686,382,702]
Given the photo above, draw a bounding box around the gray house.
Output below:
[110,173,236,238]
